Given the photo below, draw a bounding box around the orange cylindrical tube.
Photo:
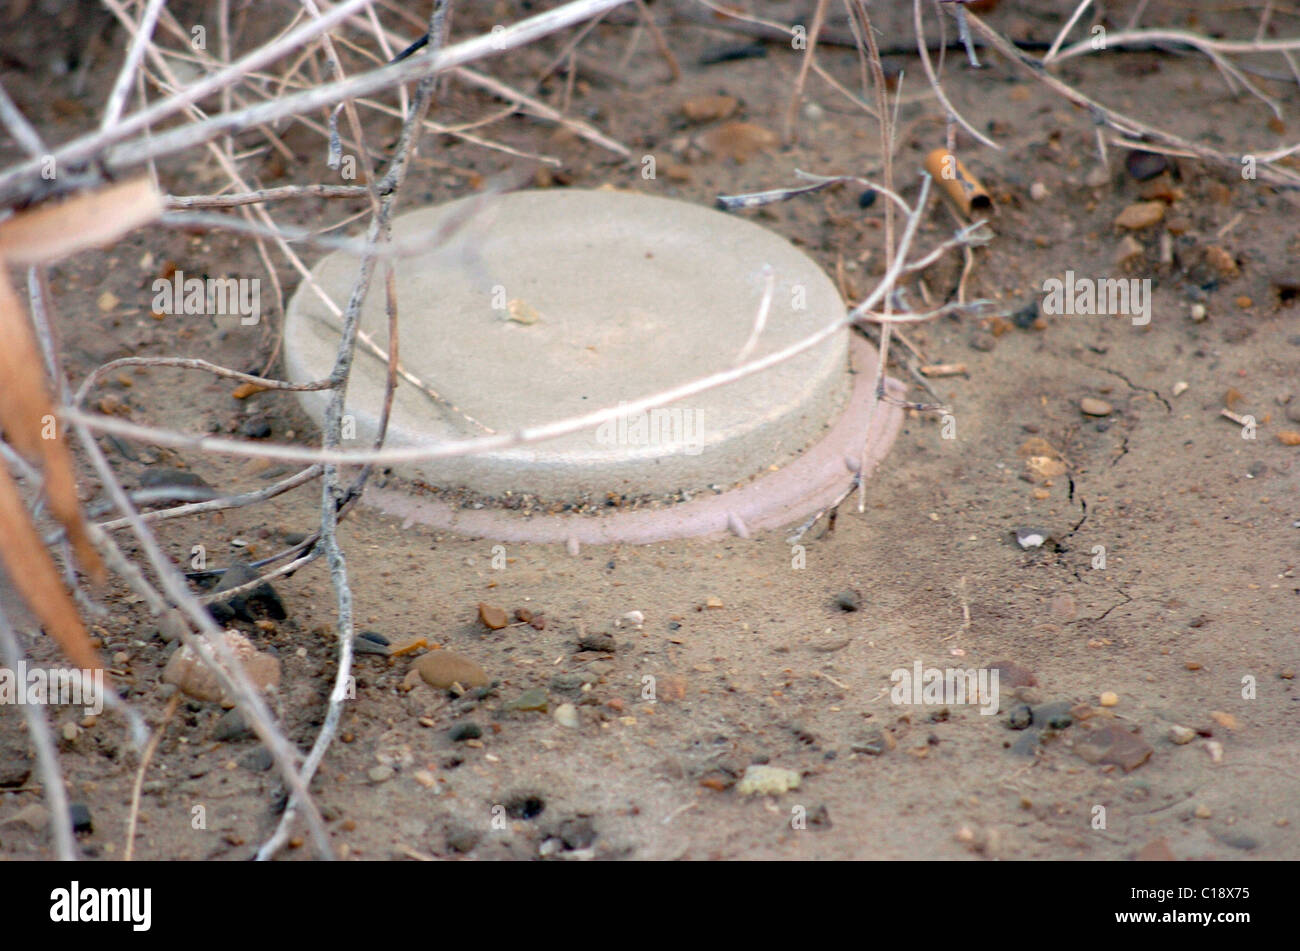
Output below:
[924,148,994,217]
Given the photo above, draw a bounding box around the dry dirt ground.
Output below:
[0,1,1297,861]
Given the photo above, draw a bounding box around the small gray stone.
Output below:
[213,709,253,742]
[834,589,861,612]
[368,766,395,784]
[1007,704,1033,730]
[239,747,274,772]
[577,632,616,653]
[448,722,482,742]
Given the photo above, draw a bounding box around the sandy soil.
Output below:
[0,1,1297,861]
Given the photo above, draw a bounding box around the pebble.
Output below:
[549,672,589,693]
[1168,724,1196,745]
[834,589,861,612]
[448,722,482,742]
[1214,831,1259,851]
[503,688,549,713]
[352,633,391,656]
[1007,705,1033,730]
[413,770,436,788]
[477,603,508,630]
[618,610,645,628]
[415,651,489,690]
[1035,700,1075,730]
[209,560,286,623]
[1172,381,1189,397]
[1210,710,1238,730]
[1194,804,1212,819]
[698,121,779,163]
[1204,740,1224,763]
[214,709,253,742]
[1012,299,1041,329]
[1114,201,1165,230]
[577,632,616,653]
[705,597,724,609]
[1073,723,1153,771]
[680,94,739,122]
[736,765,801,796]
[238,417,272,439]
[68,803,93,833]
[552,703,580,729]
[368,766,395,784]
[857,188,877,209]
[1115,235,1144,266]
[1124,149,1168,181]
[163,629,281,702]
[1080,397,1113,417]
[1029,181,1048,200]
[1190,303,1207,322]
[239,747,273,772]
[850,728,893,756]
[139,467,211,491]
[1099,691,1119,707]
[1014,527,1049,550]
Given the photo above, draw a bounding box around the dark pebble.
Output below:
[858,188,877,209]
[834,589,861,612]
[1213,831,1259,851]
[808,804,833,828]
[1012,300,1040,329]
[505,793,546,820]
[68,802,93,833]
[214,709,253,742]
[239,747,274,772]
[1125,149,1168,181]
[209,560,286,623]
[448,722,482,742]
[139,467,212,491]
[239,418,272,439]
[577,632,616,653]
[1007,704,1033,730]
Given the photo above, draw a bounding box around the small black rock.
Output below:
[1012,300,1040,329]
[69,802,93,833]
[448,722,483,742]
[858,188,877,209]
[209,560,286,623]
[1125,149,1168,181]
